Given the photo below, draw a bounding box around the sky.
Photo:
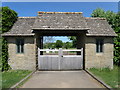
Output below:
[1,0,120,2]
[2,2,119,42]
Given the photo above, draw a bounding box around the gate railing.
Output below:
[38,48,83,70]
[38,48,83,57]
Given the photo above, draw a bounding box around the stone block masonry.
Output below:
[85,37,114,69]
[7,37,36,70]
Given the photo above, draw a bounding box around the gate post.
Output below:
[59,48,63,57]
[58,48,63,70]
[81,48,83,62]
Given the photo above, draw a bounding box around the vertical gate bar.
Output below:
[81,48,83,60]
[38,48,39,56]
[38,48,40,69]
[58,48,63,70]
[81,48,83,68]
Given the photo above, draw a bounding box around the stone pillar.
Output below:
[40,36,43,55]
[76,33,85,54]
[77,33,86,48]
[35,33,39,70]
[76,32,86,69]
[76,34,81,55]
[35,33,43,70]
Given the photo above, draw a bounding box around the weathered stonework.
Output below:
[85,37,114,69]
[7,35,114,70]
[7,37,36,70]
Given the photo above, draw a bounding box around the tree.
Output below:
[63,42,72,49]
[68,36,77,48]
[91,8,105,17]
[91,8,120,65]
[1,7,18,33]
[113,12,120,65]
[91,8,116,25]
[1,7,18,71]
[55,40,63,49]
[105,11,116,25]
[43,36,55,48]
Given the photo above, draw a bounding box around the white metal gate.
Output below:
[38,48,83,70]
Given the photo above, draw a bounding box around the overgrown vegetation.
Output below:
[2,38,10,71]
[89,65,119,88]
[2,70,32,88]
[91,8,120,65]
[1,7,18,71]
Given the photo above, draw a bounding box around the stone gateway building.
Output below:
[2,12,117,70]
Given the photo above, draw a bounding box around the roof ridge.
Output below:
[38,11,83,14]
[85,17,106,20]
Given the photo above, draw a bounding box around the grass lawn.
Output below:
[2,70,32,88]
[89,65,119,88]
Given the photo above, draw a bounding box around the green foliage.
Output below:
[113,13,120,65]
[2,6,18,33]
[91,8,120,65]
[55,40,63,49]
[1,7,18,71]
[68,36,77,48]
[44,41,73,49]
[91,8,105,17]
[2,38,10,71]
[44,43,56,49]
[105,11,116,25]
[63,42,72,49]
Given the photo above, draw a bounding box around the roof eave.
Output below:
[86,34,117,37]
[31,28,90,33]
[32,28,90,30]
[2,34,35,37]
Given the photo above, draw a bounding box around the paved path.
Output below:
[21,70,105,88]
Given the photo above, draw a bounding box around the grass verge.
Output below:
[89,65,119,88]
[2,70,32,88]
[16,74,32,88]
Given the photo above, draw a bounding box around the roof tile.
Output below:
[2,12,117,37]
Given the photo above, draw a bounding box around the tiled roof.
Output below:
[2,12,117,37]
[85,17,117,36]
[32,12,89,30]
[2,17,35,36]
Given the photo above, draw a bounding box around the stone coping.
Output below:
[38,11,83,14]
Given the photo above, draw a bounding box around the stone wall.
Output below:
[6,36,114,70]
[7,37,36,70]
[85,37,114,69]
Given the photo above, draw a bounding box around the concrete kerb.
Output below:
[10,70,36,88]
[85,70,112,90]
